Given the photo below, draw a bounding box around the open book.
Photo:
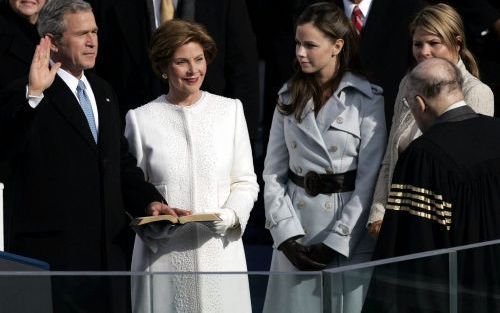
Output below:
[130,213,221,226]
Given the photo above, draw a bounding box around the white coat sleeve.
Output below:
[323,93,387,257]
[263,107,305,248]
[221,100,259,235]
[124,109,148,180]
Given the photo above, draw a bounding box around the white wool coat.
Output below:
[125,91,259,313]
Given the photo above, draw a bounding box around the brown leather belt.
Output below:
[288,169,357,196]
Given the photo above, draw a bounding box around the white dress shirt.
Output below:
[28,67,100,131]
[342,0,374,25]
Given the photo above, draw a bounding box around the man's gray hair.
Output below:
[408,58,464,99]
[37,0,93,39]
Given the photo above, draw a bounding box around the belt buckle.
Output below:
[304,171,321,197]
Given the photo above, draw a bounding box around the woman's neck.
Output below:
[166,90,202,106]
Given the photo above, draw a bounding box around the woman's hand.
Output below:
[202,208,239,236]
[308,243,337,265]
[278,238,326,271]
[146,201,191,217]
[368,220,383,238]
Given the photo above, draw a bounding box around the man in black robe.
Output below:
[362,58,500,313]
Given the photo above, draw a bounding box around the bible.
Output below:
[130,213,221,226]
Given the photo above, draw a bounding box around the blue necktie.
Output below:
[76,80,98,143]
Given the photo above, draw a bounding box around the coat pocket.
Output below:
[329,119,361,139]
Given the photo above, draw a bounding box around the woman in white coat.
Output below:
[263,3,387,313]
[125,20,259,313]
[367,3,495,237]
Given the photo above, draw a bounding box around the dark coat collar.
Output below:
[434,105,478,126]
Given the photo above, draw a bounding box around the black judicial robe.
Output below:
[362,106,500,313]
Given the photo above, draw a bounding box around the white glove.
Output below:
[204,208,239,236]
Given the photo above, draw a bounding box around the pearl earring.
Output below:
[162,73,168,79]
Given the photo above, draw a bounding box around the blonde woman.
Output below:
[368,3,494,236]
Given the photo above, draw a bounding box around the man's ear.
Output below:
[46,34,58,53]
[415,95,426,112]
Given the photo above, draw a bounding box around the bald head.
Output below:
[406,58,465,132]
[409,58,464,108]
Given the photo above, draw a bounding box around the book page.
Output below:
[178,213,222,224]
[130,214,179,226]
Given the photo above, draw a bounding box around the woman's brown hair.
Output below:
[278,2,363,121]
[149,19,217,78]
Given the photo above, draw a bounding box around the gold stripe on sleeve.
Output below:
[386,184,452,230]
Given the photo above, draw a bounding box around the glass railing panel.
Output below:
[324,239,500,313]
[0,271,323,313]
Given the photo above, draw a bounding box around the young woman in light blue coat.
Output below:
[263,3,387,313]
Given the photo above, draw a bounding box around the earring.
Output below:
[162,73,168,79]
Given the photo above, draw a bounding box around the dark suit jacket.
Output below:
[333,0,424,127]
[90,0,260,138]
[0,2,39,90]
[0,72,163,271]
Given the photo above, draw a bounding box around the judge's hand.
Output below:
[28,36,61,96]
[278,238,326,271]
[146,201,191,217]
[308,243,338,265]
[368,220,383,238]
[202,208,239,236]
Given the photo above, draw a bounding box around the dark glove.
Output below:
[308,243,338,265]
[278,238,327,271]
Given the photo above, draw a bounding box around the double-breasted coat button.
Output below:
[297,201,306,209]
[324,202,333,210]
[336,116,344,124]
[291,141,298,149]
[329,145,338,153]
[297,166,303,174]
[265,220,272,229]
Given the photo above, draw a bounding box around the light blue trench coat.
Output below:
[263,72,387,313]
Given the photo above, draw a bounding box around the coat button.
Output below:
[265,220,272,229]
[329,145,338,153]
[296,166,303,174]
[297,201,306,209]
[291,141,298,149]
[336,116,344,124]
[324,202,333,210]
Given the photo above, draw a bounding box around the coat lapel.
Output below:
[49,75,98,152]
[291,100,332,161]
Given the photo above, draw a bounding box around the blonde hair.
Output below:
[410,3,479,78]
[149,19,217,77]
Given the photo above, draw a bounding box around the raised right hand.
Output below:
[278,238,326,271]
[28,36,61,96]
